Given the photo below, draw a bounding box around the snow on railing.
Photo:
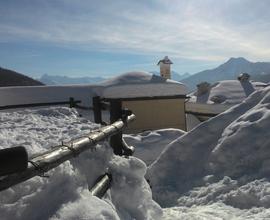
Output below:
[0,97,82,110]
[0,113,136,198]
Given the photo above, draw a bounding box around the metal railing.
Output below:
[0,97,81,110]
[0,114,136,197]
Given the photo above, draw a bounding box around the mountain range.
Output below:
[0,67,43,87]
[1,57,270,90]
[39,71,191,85]
[39,74,105,85]
[182,57,270,91]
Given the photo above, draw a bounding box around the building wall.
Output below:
[122,98,186,133]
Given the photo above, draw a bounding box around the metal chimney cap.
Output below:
[157,56,173,65]
[237,73,250,82]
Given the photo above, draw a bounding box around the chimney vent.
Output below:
[196,82,211,96]
[237,73,250,82]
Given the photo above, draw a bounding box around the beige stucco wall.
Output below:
[122,98,186,133]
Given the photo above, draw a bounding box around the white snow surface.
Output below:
[124,129,186,166]
[97,71,188,98]
[190,80,267,104]
[0,107,162,220]
[0,85,101,106]
[147,85,270,219]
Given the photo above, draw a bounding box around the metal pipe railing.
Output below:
[0,114,135,192]
[89,173,112,198]
[0,97,81,110]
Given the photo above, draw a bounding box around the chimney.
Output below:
[237,73,250,82]
[196,82,211,96]
[157,56,173,79]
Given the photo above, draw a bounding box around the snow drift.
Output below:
[147,85,270,218]
[124,129,186,166]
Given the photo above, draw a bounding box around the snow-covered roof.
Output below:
[0,72,188,107]
[0,85,100,106]
[189,80,268,105]
[97,71,187,98]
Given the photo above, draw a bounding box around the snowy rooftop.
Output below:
[0,85,99,106]
[0,72,187,108]
[97,71,187,98]
[190,79,268,104]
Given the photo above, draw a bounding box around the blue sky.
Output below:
[1,0,270,78]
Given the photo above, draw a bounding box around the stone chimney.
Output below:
[157,56,173,79]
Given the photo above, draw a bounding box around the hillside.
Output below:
[0,67,43,87]
[182,57,270,91]
[39,74,105,85]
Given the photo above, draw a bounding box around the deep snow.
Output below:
[124,129,186,166]
[147,85,270,219]
[0,107,161,220]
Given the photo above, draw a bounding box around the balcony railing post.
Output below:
[109,99,123,155]
[93,96,102,124]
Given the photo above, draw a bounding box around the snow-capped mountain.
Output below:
[39,74,105,85]
[182,57,270,91]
